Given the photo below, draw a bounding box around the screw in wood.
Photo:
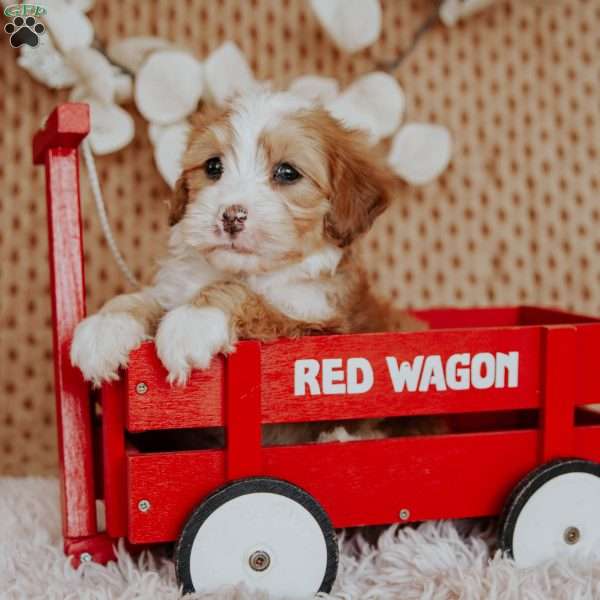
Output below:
[136,382,148,395]
[138,499,151,512]
[399,508,410,520]
[80,552,92,563]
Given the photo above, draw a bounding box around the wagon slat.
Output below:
[126,327,542,430]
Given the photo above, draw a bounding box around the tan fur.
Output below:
[100,291,164,335]
[191,280,335,341]
[296,110,399,248]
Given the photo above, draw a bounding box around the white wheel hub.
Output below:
[188,491,329,597]
[512,471,600,567]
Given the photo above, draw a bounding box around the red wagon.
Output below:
[34,104,600,597]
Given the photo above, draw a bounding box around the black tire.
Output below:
[175,477,338,595]
[498,458,600,563]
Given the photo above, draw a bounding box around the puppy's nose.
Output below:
[221,204,248,235]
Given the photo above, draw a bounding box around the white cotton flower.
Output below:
[134,50,204,125]
[17,34,78,89]
[41,0,94,52]
[152,121,191,189]
[107,36,173,74]
[85,100,135,155]
[288,75,339,105]
[310,0,382,53]
[326,72,405,143]
[203,41,258,106]
[388,123,453,185]
[64,47,117,104]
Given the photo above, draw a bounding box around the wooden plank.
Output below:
[518,306,600,326]
[574,425,600,461]
[125,342,224,431]
[539,326,577,461]
[226,341,262,479]
[101,380,128,538]
[260,327,541,424]
[414,306,520,329]
[43,135,97,540]
[126,429,538,543]
[573,323,600,407]
[125,326,542,430]
[127,450,225,544]
[33,103,89,165]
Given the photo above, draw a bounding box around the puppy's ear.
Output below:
[168,175,189,226]
[324,123,397,247]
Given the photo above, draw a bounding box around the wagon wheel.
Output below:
[499,458,600,568]
[175,477,338,597]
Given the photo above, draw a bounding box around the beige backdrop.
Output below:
[1,0,598,475]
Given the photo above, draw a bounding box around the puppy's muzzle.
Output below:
[221,204,248,236]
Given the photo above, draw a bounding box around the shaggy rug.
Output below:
[2,477,600,599]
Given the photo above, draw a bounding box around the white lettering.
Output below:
[294,359,320,395]
[295,351,520,396]
[347,358,374,394]
[446,353,470,390]
[419,355,447,391]
[471,352,496,389]
[495,351,519,388]
[322,358,346,394]
[386,355,424,392]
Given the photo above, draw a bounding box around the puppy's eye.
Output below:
[204,156,223,180]
[273,162,302,184]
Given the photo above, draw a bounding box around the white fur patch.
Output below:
[155,305,232,385]
[247,246,342,321]
[228,91,313,180]
[70,313,148,387]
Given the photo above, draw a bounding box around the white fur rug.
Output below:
[2,477,600,599]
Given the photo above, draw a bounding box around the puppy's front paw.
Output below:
[155,305,232,386]
[70,313,148,387]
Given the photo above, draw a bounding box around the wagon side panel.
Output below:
[125,430,538,543]
[261,328,542,424]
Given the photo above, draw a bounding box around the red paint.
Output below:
[124,327,542,430]
[126,343,225,431]
[34,104,98,545]
[36,103,600,565]
[540,327,577,461]
[226,341,262,479]
[33,103,90,166]
[128,449,225,544]
[64,533,116,567]
[101,380,128,537]
[126,430,540,542]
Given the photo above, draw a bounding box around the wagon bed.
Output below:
[106,305,600,545]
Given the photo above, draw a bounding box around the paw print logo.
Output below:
[4,16,45,48]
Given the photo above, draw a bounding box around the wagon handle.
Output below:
[33,104,101,549]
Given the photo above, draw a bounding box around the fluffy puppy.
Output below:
[71,90,425,394]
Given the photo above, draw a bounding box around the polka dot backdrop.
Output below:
[0,0,599,475]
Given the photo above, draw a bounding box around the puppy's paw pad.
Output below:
[70,312,147,386]
[155,305,230,385]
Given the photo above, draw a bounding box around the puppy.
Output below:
[71,91,426,439]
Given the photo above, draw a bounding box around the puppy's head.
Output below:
[171,90,397,274]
